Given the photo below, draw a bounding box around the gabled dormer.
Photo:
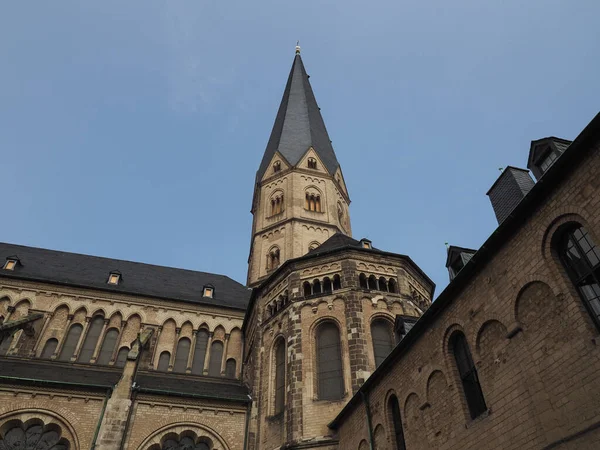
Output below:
[527,137,572,181]
[260,151,292,182]
[445,245,476,281]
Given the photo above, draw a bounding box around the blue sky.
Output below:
[1,1,598,295]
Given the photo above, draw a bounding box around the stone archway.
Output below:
[138,423,230,450]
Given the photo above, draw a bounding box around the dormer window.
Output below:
[360,239,372,249]
[273,161,281,173]
[3,259,18,271]
[203,285,214,298]
[107,272,121,285]
[307,158,317,169]
[539,150,558,172]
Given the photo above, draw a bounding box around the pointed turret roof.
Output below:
[257,50,340,180]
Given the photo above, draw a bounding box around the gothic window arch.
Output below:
[174,337,191,373]
[58,324,83,361]
[450,331,487,419]
[307,157,317,169]
[371,319,394,368]
[208,341,223,377]
[316,321,344,400]
[267,247,281,271]
[333,274,342,290]
[556,224,600,328]
[192,329,209,375]
[78,315,105,363]
[0,419,71,450]
[115,346,129,367]
[388,394,406,450]
[303,281,312,297]
[226,358,237,378]
[96,328,119,365]
[359,273,367,289]
[273,338,286,414]
[41,338,58,359]
[157,351,170,372]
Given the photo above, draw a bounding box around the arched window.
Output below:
[388,395,406,450]
[315,195,321,212]
[274,339,286,414]
[226,358,237,378]
[305,192,322,212]
[303,281,312,297]
[368,275,378,290]
[115,346,129,367]
[59,324,83,361]
[316,322,344,400]
[308,157,317,169]
[337,203,344,222]
[0,419,71,450]
[78,315,105,363]
[379,277,388,292]
[359,273,368,289]
[267,247,281,271]
[371,319,394,367]
[388,278,398,294]
[96,328,119,365]
[323,277,332,293]
[273,161,281,172]
[451,331,487,419]
[557,225,600,327]
[41,338,58,359]
[313,279,322,295]
[157,351,171,372]
[192,329,209,375]
[333,274,341,290]
[208,341,223,377]
[173,337,191,373]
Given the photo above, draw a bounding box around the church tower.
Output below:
[247,46,352,286]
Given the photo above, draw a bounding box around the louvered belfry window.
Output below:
[191,330,209,374]
[371,319,394,368]
[316,322,344,400]
[59,324,83,361]
[96,328,119,365]
[274,340,286,414]
[78,316,104,363]
[452,332,487,419]
[389,395,407,450]
[558,225,600,328]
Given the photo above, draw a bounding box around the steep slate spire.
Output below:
[256,51,340,180]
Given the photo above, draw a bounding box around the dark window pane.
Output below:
[97,328,119,365]
[333,275,341,290]
[275,341,286,413]
[115,346,129,367]
[192,330,209,375]
[226,358,236,378]
[359,274,367,289]
[208,341,223,377]
[157,351,170,371]
[41,338,58,359]
[78,316,105,363]
[173,338,191,373]
[389,395,406,450]
[59,324,83,361]
[452,332,487,419]
[323,278,332,293]
[317,322,344,400]
[371,320,394,368]
[0,334,13,355]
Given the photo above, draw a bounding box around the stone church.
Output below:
[0,47,599,450]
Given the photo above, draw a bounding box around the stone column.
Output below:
[149,326,162,369]
[169,327,181,371]
[203,332,214,375]
[90,318,110,363]
[220,333,231,376]
[187,330,198,374]
[72,316,92,361]
[31,312,52,357]
[52,314,74,359]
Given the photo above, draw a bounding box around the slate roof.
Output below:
[0,242,250,310]
[0,357,121,389]
[309,233,370,253]
[256,53,340,181]
[136,371,250,403]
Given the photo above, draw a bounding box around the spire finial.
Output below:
[295,41,301,55]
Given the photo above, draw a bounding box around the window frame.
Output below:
[273,338,286,415]
[450,331,487,420]
[315,321,345,401]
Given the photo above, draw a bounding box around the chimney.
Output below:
[486,166,535,224]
